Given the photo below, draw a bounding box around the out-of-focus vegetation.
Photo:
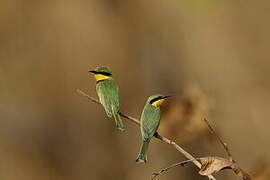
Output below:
[0,0,269,179]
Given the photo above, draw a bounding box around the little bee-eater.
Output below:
[89,66,125,131]
[136,94,170,163]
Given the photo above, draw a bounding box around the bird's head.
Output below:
[89,66,113,81]
[148,94,171,107]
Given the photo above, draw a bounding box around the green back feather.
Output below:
[97,79,120,117]
[140,97,162,141]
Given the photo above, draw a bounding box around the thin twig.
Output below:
[151,159,199,180]
[76,89,216,180]
[203,118,235,163]
[203,118,252,180]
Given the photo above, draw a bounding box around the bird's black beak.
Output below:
[89,70,97,74]
[162,95,172,99]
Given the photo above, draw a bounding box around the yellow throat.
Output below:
[152,99,165,107]
[94,74,110,81]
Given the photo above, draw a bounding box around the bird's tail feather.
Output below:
[113,113,125,131]
[136,140,149,163]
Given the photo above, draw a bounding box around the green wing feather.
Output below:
[97,79,124,131]
[97,79,120,117]
[141,104,161,141]
[136,104,161,162]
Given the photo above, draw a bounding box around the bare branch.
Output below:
[203,118,235,163]
[76,89,100,104]
[76,89,216,180]
[151,159,199,180]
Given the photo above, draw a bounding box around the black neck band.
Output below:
[97,79,106,84]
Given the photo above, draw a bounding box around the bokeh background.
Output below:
[0,0,270,180]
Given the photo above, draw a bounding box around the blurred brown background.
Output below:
[0,0,269,180]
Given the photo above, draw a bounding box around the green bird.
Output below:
[136,94,170,163]
[89,66,125,131]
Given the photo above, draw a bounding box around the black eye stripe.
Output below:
[96,71,112,76]
[149,96,163,104]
